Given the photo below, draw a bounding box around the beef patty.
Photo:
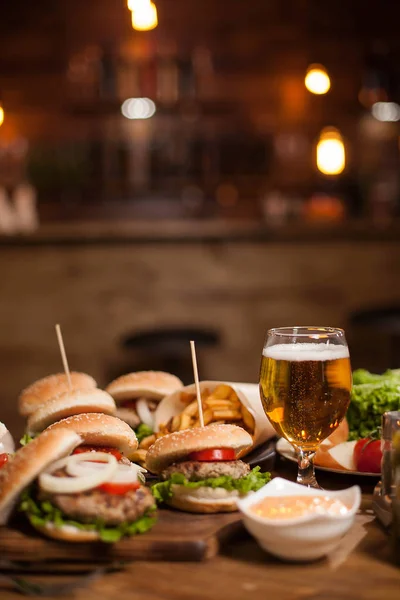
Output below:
[162,460,250,481]
[40,482,154,525]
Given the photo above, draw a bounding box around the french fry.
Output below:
[193,408,214,427]
[139,434,156,450]
[179,413,193,430]
[182,400,200,417]
[241,404,255,433]
[130,449,147,464]
[171,415,182,432]
[180,391,196,404]
[201,388,211,400]
[212,384,232,399]
[212,409,242,421]
[205,399,239,410]
[229,389,240,402]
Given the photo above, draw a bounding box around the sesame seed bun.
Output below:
[45,413,138,459]
[106,371,183,403]
[27,389,116,434]
[19,372,97,417]
[0,429,82,525]
[166,488,239,513]
[33,523,100,543]
[145,424,253,474]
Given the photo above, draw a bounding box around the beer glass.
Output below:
[259,326,352,488]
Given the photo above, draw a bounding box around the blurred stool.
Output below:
[349,306,400,369]
[111,327,220,384]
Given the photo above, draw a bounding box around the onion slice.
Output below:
[0,422,15,454]
[136,398,154,430]
[39,452,117,494]
[109,463,147,485]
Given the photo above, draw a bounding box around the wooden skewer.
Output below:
[55,324,72,392]
[190,340,204,427]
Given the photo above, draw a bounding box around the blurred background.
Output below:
[0,0,400,432]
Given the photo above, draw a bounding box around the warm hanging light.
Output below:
[305,64,331,95]
[0,104,4,127]
[131,1,158,31]
[316,128,345,175]
[127,0,150,10]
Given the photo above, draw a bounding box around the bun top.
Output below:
[27,389,116,434]
[19,372,97,416]
[0,428,81,525]
[146,424,253,474]
[45,413,138,458]
[106,371,183,403]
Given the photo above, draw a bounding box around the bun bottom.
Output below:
[167,494,238,513]
[33,522,100,542]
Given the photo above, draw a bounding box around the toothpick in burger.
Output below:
[0,425,156,542]
[148,424,270,513]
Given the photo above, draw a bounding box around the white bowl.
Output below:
[237,478,361,562]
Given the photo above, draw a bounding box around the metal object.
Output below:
[372,411,400,527]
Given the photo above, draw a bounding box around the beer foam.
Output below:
[263,343,349,362]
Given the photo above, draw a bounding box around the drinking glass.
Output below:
[259,326,352,488]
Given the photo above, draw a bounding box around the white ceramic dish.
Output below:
[276,438,379,478]
[237,477,361,562]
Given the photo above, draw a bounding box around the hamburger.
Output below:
[106,371,183,442]
[19,372,97,417]
[44,413,139,460]
[0,425,156,543]
[147,424,270,513]
[21,388,116,445]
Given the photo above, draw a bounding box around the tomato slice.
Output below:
[121,400,137,410]
[98,481,140,495]
[355,439,382,473]
[0,453,8,468]
[72,446,122,461]
[188,448,236,461]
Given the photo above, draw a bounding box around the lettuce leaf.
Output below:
[352,368,400,386]
[151,466,270,504]
[19,433,35,446]
[348,381,400,440]
[19,488,156,543]
[135,424,153,443]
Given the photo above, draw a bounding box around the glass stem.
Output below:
[297,450,319,488]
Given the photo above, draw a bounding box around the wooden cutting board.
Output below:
[0,509,243,563]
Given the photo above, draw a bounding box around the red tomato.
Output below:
[121,400,137,410]
[354,439,370,467]
[98,481,140,495]
[188,448,236,461]
[0,453,8,468]
[355,439,382,473]
[72,446,122,461]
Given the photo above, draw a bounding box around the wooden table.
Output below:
[1,457,399,600]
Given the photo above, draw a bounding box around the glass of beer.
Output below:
[259,326,351,488]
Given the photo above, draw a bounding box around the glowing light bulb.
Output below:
[127,0,150,10]
[316,128,345,175]
[131,1,158,31]
[305,64,331,95]
[0,105,4,127]
[121,97,156,119]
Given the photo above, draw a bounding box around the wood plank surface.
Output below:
[0,509,241,563]
[0,458,399,599]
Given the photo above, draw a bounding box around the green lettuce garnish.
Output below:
[19,433,35,446]
[151,466,270,504]
[135,423,153,443]
[352,368,400,386]
[348,380,400,440]
[19,488,156,543]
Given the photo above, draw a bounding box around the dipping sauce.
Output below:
[250,495,349,520]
